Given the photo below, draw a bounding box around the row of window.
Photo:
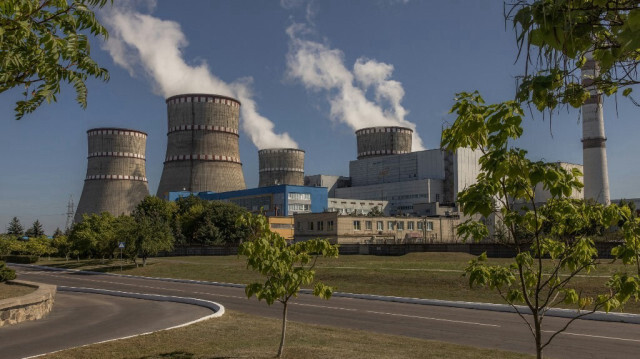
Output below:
[288,203,310,212]
[296,219,433,232]
[288,192,311,200]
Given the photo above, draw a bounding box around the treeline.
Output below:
[0,196,252,266]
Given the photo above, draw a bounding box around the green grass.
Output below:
[0,282,36,300]
[37,252,640,313]
[43,310,533,359]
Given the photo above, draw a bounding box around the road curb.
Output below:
[12,263,640,325]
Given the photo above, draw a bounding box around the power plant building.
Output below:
[156,94,246,197]
[258,148,305,187]
[332,126,482,216]
[168,185,328,217]
[75,128,150,222]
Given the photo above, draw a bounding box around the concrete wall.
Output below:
[259,149,305,187]
[305,174,351,197]
[327,198,389,216]
[0,281,56,327]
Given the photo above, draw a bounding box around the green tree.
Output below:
[0,0,111,119]
[51,234,73,260]
[25,235,55,258]
[6,217,24,236]
[238,213,338,358]
[175,196,250,245]
[508,0,640,111]
[441,92,636,359]
[131,197,176,266]
[68,212,116,259]
[25,219,45,237]
[52,227,64,238]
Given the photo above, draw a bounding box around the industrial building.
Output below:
[169,185,328,217]
[258,148,305,187]
[309,126,481,216]
[156,94,246,197]
[293,212,461,244]
[75,128,150,222]
[327,198,389,216]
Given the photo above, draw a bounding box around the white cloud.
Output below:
[101,6,297,149]
[286,23,425,150]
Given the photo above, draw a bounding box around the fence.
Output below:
[157,242,622,259]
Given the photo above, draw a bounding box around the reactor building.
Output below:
[75,128,150,222]
[156,94,247,196]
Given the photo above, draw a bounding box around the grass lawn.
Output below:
[36,252,640,313]
[43,310,533,359]
[0,282,36,300]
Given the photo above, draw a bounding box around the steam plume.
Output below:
[102,7,297,149]
[286,23,425,150]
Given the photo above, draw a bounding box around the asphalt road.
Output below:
[10,266,640,359]
[0,290,212,359]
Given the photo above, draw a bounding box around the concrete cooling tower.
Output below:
[355,126,413,159]
[156,94,246,197]
[258,148,305,187]
[75,128,149,222]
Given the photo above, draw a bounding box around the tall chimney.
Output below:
[581,52,610,205]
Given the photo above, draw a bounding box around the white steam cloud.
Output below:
[286,23,425,150]
[102,7,297,150]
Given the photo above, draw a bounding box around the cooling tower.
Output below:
[156,94,246,197]
[356,126,413,159]
[258,148,305,187]
[75,128,150,222]
[581,53,610,205]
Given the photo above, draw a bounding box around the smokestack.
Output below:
[355,126,413,159]
[156,94,246,197]
[258,148,305,187]
[75,128,150,222]
[581,53,611,205]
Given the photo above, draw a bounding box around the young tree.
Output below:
[68,212,116,259]
[130,197,176,266]
[508,0,640,111]
[6,217,24,236]
[238,213,338,358]
[0,0,112,119]
[441,92,636,359]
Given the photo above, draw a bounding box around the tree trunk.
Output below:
[535,314,542,359]
[277,301,288,358]
[142,256,147,267]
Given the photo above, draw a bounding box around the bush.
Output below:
[0,255,39,264]
[0,261,16,282]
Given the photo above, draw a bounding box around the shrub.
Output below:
[0,255,39,264]
[0,261,16,282]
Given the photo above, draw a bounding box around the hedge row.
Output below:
[0,255,39,264]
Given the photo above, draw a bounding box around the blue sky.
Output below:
[1,0,638,233]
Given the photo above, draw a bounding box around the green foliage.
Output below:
[175,196,250,245]
[0,0,111,119]
[442,91,635,359]
[6,217,24,236]
[509,0,640,111]
[68,212,118,258]
[238,213,338,358]
[0,254,39,264]
[0,261,16,282]
[130,196,176,266]
[25,219,45,237]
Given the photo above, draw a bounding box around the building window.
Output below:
[353,220,361,230]
[365,221,372,230]
[388,222,395,230]
[308,222,314,230]
[328,220,334,231]
[317,221,324,231]
[408,221,414,230]
[397,221,404,231]
[296,221,302,230]
[377,221,383,231]
[288,192,311,200]
[288,203,310,212]
[417,221,424,230]
[426,221,434,231]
